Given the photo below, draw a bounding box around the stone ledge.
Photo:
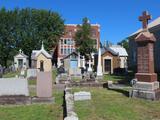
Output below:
[0,95,31,105]
[133,81,159,91]
[31,97,54,104]
[130,89,160,100]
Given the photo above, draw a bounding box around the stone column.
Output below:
[96,48,103,79]
[78,53,81,68]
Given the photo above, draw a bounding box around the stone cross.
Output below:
[139,11,151,29]
[88,59,92,72]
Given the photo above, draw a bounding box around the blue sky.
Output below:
[0,0,159,44]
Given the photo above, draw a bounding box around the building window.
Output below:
[64,48,66,54]
[91,29,96,37]
[61,48,63,55]
[64,39,67,44]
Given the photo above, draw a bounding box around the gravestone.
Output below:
[131,11,160,100]
[36,72,52,98]
[0,78,29,104]
[27,69,37,79]
[74,91,91,101]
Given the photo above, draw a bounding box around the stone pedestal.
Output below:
[130,81,160,100]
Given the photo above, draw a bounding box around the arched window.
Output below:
[40,60,44,72]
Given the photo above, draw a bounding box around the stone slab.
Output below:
[130,89,160,100]
[74,91,91,101]
[37,72,52,98]
[64,115,79,120]
[133,81,159,91]
[31,97,54,103]
[0,78,29,96]
[27,69,37,78]
[0,96,31,105]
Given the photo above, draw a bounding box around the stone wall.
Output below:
[64,87,79,120]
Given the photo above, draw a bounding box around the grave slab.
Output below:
[74,91,91,101]
[0,78,29,96]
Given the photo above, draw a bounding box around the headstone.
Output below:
[131,11,160,100]
[37,72,52,98]
[74,91,91,101]
[96,48,103,79]
[19,69,25,78]
[27,69,37,79]
[0,78,29,96]
[88,60,92,72]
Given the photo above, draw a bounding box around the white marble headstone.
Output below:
[74,91,91,101]
[0,78,29,96]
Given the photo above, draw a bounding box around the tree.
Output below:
[75,17,96,59]
[0,8,65,67]
[118,39,129,53]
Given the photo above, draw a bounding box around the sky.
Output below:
[0,0,160,44]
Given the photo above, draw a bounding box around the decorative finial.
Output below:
[19,49,22,53]
[41,41,44,50]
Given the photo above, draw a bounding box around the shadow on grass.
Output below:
[63,91,67,119]
[108,88,129,97]
[103,83,129,97]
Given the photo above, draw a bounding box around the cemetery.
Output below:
[0,2,160,120]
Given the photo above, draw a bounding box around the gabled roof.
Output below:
[14,49,28,58]
[130,17,160,37]
[31,42,52,60]
[109,45,128,57]
[62,51,78,60]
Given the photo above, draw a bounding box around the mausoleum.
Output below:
[14,49,28,70]
[31,42,52,72]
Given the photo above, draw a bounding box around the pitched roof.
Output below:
[31,42,52,60]
[130,17,160,37]
[62,51,78,60]
[14,49,28,58]
[101,47,118,56]
[109,45,128,57]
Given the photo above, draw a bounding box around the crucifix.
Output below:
[139,11,151,29]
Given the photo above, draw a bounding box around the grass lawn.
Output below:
[74,87,160,120]
[0,88,64,120]
[2,71,20,78]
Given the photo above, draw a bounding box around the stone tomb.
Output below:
[74,91,91,101]
[0,78,29,104]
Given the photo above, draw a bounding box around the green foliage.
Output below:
[0,8,64,67]
[118,39,129,53]
[75,17,97,59]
